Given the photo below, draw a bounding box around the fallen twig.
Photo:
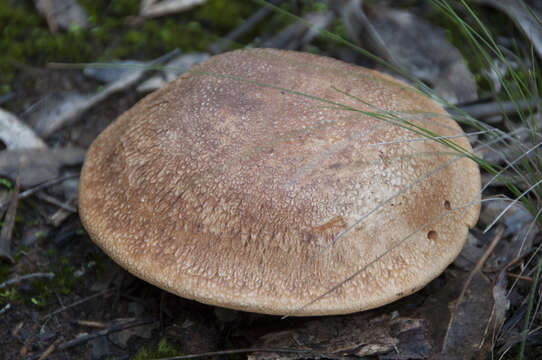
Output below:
[36,192,77,213]
[450,97,542,120]
[0,92,14,105]
[0,108,47,150]
[28,319,154,360]
[155,347,313,360]
[40,0,58,33]
[75,319,107,328]
[0,303,11,316]
[208,6,272,54]
[37,338,62,360]
[443,226,505,352]
[262,11,333,50]
[0,173,79,211]
[0,172,20,263]
[457,227,505,313]
[0,272,55,290]
[41,49,180,137]
[507,273,534,282]
[41,288,114,321]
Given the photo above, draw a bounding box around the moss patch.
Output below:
[0,0,258,96]
[133,338,183,359]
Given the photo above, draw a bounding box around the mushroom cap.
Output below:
[79,48,481,316]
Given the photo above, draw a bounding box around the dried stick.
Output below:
[0,173,20,262]
[451,97,542,119]
[458,227,505,303]
[0,272,55,290]
[442,226,505,352]
[0,303,11,316]
[155,347,312,360]
[28,319,154,360]
[36,192,77,213]
[0,173,79,211]
[41,0,58,33]
[41,288,114,320]
[37,338,62,360]
[208,6,272,54]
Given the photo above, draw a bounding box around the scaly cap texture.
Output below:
[79,48,481,315]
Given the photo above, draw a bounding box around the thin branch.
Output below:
[0,173,79,210]
[41,288,114,321]
[442,227,505,352]
[0,272,54,290]
[155,347,312,360]
[0,303,11,316]
[484,178,542,233]
[0,170,20,263]
[37,338,62,360]
[459,227,504,307]
[449,97,542,119]
[28,319,154,360]
[35,192,77,213]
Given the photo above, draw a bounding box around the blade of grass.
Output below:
[519,253,542,359]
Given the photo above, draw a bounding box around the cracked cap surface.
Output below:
[79,48,481,316]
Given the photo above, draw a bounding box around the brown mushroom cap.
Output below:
[79,48,481,316]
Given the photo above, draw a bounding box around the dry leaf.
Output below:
[476,0,542,59]
[365,4,477,104]
[27,92,92,138]
[493,271,510,333]
[454,233,486,271]
[29,51,178,136]
[479,199,533,237]
[336,0,477,104]
[137,53,210,92]
[0,108,46,150]
[442,272,494,358]
[250,314,430,359]
[140,0,207,18]
[0,147,85,188]
[34,0,88,32]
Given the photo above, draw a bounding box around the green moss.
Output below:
[26,255,76,308]
[0,261,13,284]
[0,0,258,96]
[0,250,28,305]
[302,1,328,13]
[193,0,257,31]
[0,178,13,189]
[0,0,92,93]
[0,287,20,304]
[133,338,183,359]
[0,251,77,308]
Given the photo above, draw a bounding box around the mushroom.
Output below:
[78,48,481,316]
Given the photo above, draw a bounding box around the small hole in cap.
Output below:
[444,200,451,210]
[427,230,438,241]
